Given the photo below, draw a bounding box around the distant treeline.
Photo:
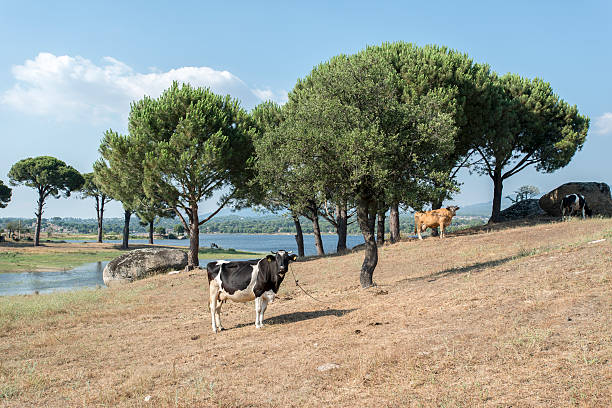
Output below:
[0,215,486,236]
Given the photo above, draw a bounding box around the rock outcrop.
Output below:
[103,248,188,287]
[498,199,546,221]
[539,182,612,217]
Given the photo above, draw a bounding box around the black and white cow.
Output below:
[561,193,592,220]
[207,250,297,333]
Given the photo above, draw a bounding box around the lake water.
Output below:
[70,233,366,257]
[0,261,109,296]
[0,234,365,296]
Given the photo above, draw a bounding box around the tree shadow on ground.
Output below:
[398,255,519,285]
[233,308,356,329]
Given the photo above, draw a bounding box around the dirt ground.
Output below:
[1,218,611,407]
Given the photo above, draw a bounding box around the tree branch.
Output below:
[320,201,338,227]
[475,146,494,179]
[499,139,519,168]
[502,152,536,180]
[198,191,236,225]
[173,207,190,232]
[503,159,538,180]
[450,150,476,179]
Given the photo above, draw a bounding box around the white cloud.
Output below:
[593,112,612,135]
[252,88,289,105]
[1,52,285,123]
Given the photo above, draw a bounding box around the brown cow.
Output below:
[414,206,460,240]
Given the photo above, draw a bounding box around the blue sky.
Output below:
[1,0,610,219]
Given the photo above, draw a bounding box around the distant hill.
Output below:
[458,198,514,217]
[201,207,277,218]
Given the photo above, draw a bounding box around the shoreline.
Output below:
[56,231,364,240]
[0,241,264,274]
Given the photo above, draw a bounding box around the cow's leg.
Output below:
[581,206,586,220]
[255,296,262,328]
[439,224,445,238]
[560,203,565,221]
[417,224,423,240]
[214,300,224,331]
[209,281,220,333]
[258,297,270,328]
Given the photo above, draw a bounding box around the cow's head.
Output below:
[266,250,298,277]
[446,205,460,215]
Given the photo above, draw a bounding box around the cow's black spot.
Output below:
[219,263,256,294]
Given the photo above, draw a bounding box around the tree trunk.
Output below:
[148,220,154,245]
[34,195,44,246]
[311,215,325,256]
[489,170,504,223]
[389,203,400,243]
[121,209,131,250]
[430,198,443,237]
[376,210,385,245]
[335,204,348,253]
[187,203,200,270]
[357,196,377,288]
[97,197,104,243]
[292,212,305,257]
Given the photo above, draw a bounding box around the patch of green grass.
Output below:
[515,247,538,258]
[0,288,108,330]
[197,247,263,258]
[0,250,123,273]
[510,327,552,352]
[0,245,262,273]
[0,360,54,400]
[0,381,20,400]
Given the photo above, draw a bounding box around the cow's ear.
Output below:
[290,254,298,261]
[266,255,275,262]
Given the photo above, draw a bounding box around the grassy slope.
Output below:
[0,242,263,273]
[0,218,610,406]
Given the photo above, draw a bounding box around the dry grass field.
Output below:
[1,218,611,407]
